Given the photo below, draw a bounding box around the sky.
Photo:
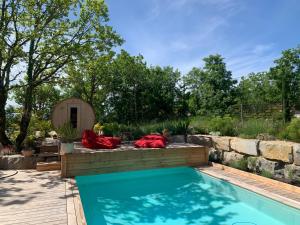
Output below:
[106,0,300,79]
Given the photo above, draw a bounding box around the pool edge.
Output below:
[66,178,87,225]
[197,163,300,210]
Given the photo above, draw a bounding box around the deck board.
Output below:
[198,163,300,209]
[0,170,72,225]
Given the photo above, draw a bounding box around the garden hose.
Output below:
[0,170,18,179]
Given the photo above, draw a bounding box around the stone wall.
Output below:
[187,135,300,182]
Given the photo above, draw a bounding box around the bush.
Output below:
[261,170,273,179]
[189,116,211,134]
[101,119,190,141]
[228,158,248,171]
[208,115,237,136]
[237,118,282,139]
[279,118,300,142]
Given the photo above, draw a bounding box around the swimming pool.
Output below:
[76,167,300,225]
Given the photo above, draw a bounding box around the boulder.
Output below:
[211,136,231,151]
[170,135,186,143]
[284,164,300,181]
[247,156,259,172]
[1,155,36,169]
[209,148,222,162]
[293,143,300,166]
[259,141,293,163]
[256,157,284,178]
[230,138,259,156]
[223,151,244,164]
[187,135,212,147]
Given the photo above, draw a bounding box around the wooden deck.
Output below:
[198,163,300,209]
[0,170,79,225]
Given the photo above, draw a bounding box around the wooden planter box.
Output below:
[61,143,208,178]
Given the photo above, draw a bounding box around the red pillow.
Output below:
[82,130,98,149]
[134,134,166,148]
[82,130,121,149]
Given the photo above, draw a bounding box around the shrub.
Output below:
[209,115,237,136]
[189,116,211,134]
[237,118,283,139]
[57,122,78,143]
[227,158,248,171]
[279,118,300,142]
[261,170,273,179]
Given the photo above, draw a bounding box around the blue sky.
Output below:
[106,0,300,79]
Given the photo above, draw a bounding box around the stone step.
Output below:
[36,161,61,171]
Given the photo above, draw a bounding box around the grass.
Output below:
[227,158,248,171]
[261,170,273,179]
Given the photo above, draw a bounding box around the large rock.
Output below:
[284,164,300,181]
[259,141,293,163]
[256,157,284,178]
[230,138,259,156]
[293,143,300,166]
[247,156,259,172]
[187,135,212,147]
[0,155,36,169]
[211,136,231,151]
[170,135,186,143]
[209,148,222,162]
[223,151,244,164]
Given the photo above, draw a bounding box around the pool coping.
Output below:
[66,178,87,225]
[198,163,300,210]
[67,163,300,225]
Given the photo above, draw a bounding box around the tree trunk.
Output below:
[15,38,35,151]
[15,87,33,151]
[0,89,12,146]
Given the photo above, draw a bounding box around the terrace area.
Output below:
[1,163,300,225]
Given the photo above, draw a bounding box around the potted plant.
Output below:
[93,122,104,135]
[57,121,78,154]
[22,135,35,157]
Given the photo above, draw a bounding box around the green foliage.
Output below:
[101,120,190,141]
[28,116,53,138]
[261,170,273,179]
[270,47,300,122]
[228,158,248,171]
[184,55,237,116]
[57,122,78,143]
[237,118,283,139]
[24,135,36,149]
[189,116,211,134]
[209,115,237,136]
[279,118,300,142]
[237,72,280,109]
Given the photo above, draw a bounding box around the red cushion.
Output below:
[82,130,98,149]
[134,134,166,148]
[82,130,121,149]
[99,135,121,146]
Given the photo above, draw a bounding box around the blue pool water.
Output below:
[76,167,300,225]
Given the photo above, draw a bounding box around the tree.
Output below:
[0,0,122,150]
[270,47,300,123]
[104,50,149,123]
[237,72,280,117]
[184,55,237,116]
[184,67,205,115]
[0,0,28,146]
[65,51,114,119]
[13,83,61,119]
[146,66,182,120]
